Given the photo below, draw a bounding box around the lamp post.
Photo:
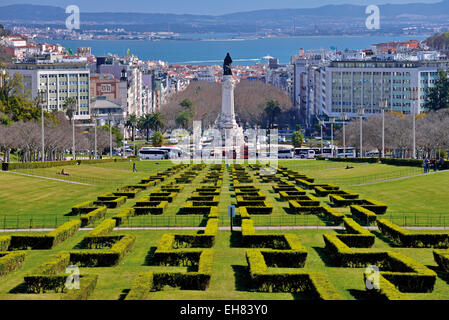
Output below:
[319,119,324,156]
[108,112,113,159]
[380,98,388,158]
[341,113,348,157]
[358,107,365,158]
[92,109,98,160]
[409,87,418,159]
[329,117,335,157]
[38,90,46,162]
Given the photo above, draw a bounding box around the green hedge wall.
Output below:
[0,251,26,278]
[2,158,130,171]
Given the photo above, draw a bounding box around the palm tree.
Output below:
[150,112,165,133]
[125,114,138,142]
[176,110,191,130]
[63,97,77,159]
[264,99,281,129]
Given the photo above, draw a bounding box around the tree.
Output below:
[423,69,449,111]
[125,114,138,141]
[63,97,77,120]
[150,112,165,133]
[180,98,194,110]
[292,131,304,148]
[264,99,281,129]
[152,131,164,147]
[176,110,192,130]
[138,114,154,142]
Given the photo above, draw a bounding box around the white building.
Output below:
[8,55,91,120]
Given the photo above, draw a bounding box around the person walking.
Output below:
[423,157,429,173]
[432,158,437,172]
[132,161,138,173]
[439,157,445,171]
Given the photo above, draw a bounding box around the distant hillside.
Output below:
[161,80,295,129]
[1,1,449,34]
[425,32,449,50]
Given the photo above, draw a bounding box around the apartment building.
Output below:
[8,54,90,120]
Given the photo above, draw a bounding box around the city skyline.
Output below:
[0,0,442,15]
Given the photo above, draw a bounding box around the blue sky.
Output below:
[0,0,442,14]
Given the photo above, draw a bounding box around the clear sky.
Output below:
[0,0,443,15]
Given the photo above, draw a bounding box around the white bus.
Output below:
[138,147,169,160]
[293,148,316,159]
[337,147,356,158]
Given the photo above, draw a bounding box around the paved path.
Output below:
[1,225,448,232]
[348,169,449,187]
[1,171,95,186]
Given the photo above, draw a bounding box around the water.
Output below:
[43,35,428,65]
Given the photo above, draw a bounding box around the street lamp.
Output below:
[92,109,98,160]
[108,112,113,159]
[38,90,46,162]
[409,87,418,159]
[319,119,324,156]
[357,107,365,158]
[329,117,335,157]
[341,113,348,157]
[380,98,388,158]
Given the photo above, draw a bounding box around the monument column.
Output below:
[220,75,238,129]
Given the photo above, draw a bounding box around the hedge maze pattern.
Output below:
[2,161,449,300]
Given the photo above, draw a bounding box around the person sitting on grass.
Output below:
[58,169,71,176]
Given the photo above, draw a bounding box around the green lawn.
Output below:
[1,160,449,300]
[1,228,449,300]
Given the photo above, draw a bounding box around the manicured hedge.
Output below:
[71,201,94,215]
[113,188,142,199]
[62,275,98,300]
[180,205,219,217]
[0,236,11,251]
[350,205,378,225]
[83,219,117,248]
[363,273,411,300]
[149,192,177,203]
[68,234,136,267]
[134,201,169,215]
[433,249,449,272]
[2,158,130,171]
[48,220,82,247]
[112,208,135,226]
[245,250,342,299]
[125,272,153,300]
[320,157,449,169]
[9,220,81,250]
[0,251,26,277]
[93,195,127,209]
[80,206,107,227]
[320,207,345,225]
[377,219,449,248]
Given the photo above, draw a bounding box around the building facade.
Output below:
[8,55,91,120]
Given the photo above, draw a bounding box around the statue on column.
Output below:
[223,52,233,76]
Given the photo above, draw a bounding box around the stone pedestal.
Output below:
[215,75,244,146]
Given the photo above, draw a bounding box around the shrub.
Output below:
[48,220,81,247]
[320,207,345,225]
[149,192,177,203]
[68,235,136,267]
[433,249,449,272]
[0,251,26,278]
[134,201,169,215]
[125,272,154,300]
[71,201,94,215]
[62,275,98,300]
[0,236,11,251]
[377,219,449,248]
[80,206,107,227]
[204,219,219,236]
[8,218,81,250]
[350,205,378,225]
[93,196,127,209]
[112,208,135,226]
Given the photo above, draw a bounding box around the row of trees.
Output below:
[124,112,165,142]
[336,109,449,159]
[0,112,115,162]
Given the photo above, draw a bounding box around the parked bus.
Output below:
[293,148,316,159]
[138,147,169,160]
[337,147,356,158]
